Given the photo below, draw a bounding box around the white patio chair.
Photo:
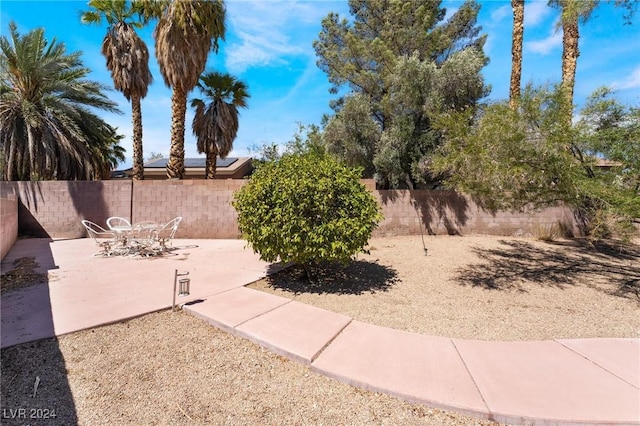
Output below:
[106,216,132,245]
[154,217,182,252]
[81,220,119,257]
[106,216,132,231]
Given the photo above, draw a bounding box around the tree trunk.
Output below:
[206,145,218,179]
[131,95,144,180]
[167,88,187,179]
[561,12,579,123]
[27,127,37,181]
[509,0,524,109]
[6,137,16,180]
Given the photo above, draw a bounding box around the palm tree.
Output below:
[551,0,588,120]
[510,0,525,109]
[152,0,226,179]
[191,71,249,178]
[549,0,636,122]
[81,119,127,179]
[81,0,153,181]
[0,22,122,181]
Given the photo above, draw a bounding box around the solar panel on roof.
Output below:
[217,157,238,168]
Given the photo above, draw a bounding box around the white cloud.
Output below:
[225,29,301,72]
[272,58,319,106]
[613,66,640,90]
[526,29,562,55]
[491,5,511,23]
[524,1,552,27]
[224,0,337,73]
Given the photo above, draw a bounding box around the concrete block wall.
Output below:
[133,179,246,239]
[1,180,581,240]
[0,195,18,260]
[0,181,132,238]
[373,189,580,237]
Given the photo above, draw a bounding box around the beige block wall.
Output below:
[0,181,132,238]
[0,195,18,260]
[0,180,582,240]
[373,189,579,237]
[132,179,246,239]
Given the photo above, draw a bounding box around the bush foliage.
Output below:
[433,84,640,241]
[233,153,383,277]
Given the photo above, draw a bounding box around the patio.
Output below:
[1,237,274,348]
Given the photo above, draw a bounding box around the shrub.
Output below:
[532,221,562,242]
[232,152,383,279]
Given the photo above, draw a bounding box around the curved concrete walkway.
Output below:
[1,238,639,425]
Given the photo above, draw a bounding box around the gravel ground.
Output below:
[1,235,638,425]
[1,311,496,426]
[250,235,640,340]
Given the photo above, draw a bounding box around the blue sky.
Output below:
[2,0,639,170]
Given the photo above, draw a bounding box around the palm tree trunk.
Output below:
[131,95,144,180]
[206,146,218,179]
[27,127,38,181]
[167,88,187,179]
[561,12,579,123]
[509,0,524,109]
[5,139,16,180]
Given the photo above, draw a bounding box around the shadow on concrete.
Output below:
[453,238,640,301]
[263,261,400,296]
[379,190,470,235]
[0,238,78,424]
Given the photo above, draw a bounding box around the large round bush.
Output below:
[233,153,382,275]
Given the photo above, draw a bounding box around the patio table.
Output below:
[127,222,163,256]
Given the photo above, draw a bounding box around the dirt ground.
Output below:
[1,235,638,425]
[249,235,640,340]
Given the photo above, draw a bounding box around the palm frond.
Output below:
[0,22,124,181]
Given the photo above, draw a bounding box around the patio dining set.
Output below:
[81,216,182,257]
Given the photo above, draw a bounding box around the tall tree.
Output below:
[549,0,637,121]
[81,0,153,181]
[550,0,592,120]
[151,0,226,179]
[433,83,640,240]
[0,22,122,181]
[510,0,525,109]
[314,0,488,188]
[191,71,249,179]
[82,120,127,179]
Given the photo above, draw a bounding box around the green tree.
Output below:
[433,84,639,240]
[77,116,127,179]
[314,0,489,188]
[191,71,249,179]
[233,152,382,280]
[81,0,153,181]
[0,23,122,181]
[150,0,226,179]
[249,123,326,165]
[322,94,380,178]
[575,87,640,193]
